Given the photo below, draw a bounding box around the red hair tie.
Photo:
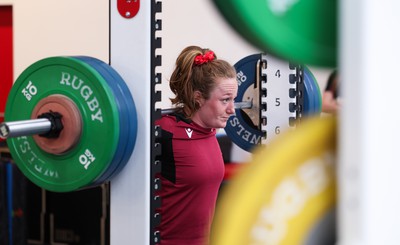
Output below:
[194,51,215,65]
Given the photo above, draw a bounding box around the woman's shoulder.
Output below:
[155,114,183,130]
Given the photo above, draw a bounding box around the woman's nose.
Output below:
[227,101,235,114]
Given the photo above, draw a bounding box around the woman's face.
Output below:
[192,77,238,129]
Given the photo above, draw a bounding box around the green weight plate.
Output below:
[213,0,337,67]
[5,57,120,192]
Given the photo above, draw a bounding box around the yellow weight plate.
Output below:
[211,116,337,245]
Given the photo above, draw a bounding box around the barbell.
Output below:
[1,54,322,192]
[0,56,255,192]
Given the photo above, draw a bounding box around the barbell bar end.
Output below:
[0,118,52,139]
[0,123,10,139]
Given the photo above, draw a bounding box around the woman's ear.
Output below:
[194,91,204,107]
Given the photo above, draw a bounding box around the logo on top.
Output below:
[185,128,193,138]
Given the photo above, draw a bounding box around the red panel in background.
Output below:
[0,6,13,124]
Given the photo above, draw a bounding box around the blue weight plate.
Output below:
[73,56,130,184]
[303,66,322,115]
[225,54,264,152]
[73,56,137,184]
[90,57,137,180]
[74,56,137,184]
